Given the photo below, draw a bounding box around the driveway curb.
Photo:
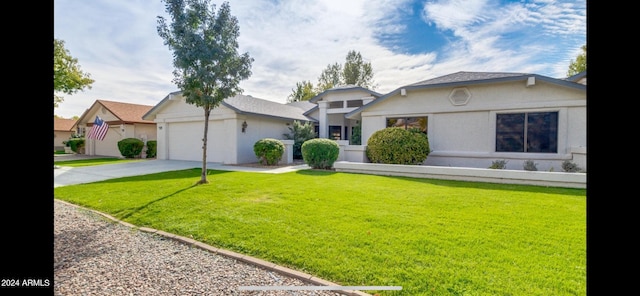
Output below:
[55,199,371,296]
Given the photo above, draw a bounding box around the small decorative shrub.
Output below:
[66,138,85,153]
[254,138,285,165]
[523,160,538,171]
[283,121,317,160]
[118,138,145,158]
[489,159,508,169]
[301,138,340,169]
[366,127,430,165]
[350,122,362,145]
[146,140,157,158]
[561,160,582,173]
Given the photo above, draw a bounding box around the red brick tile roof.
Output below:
[94,100,155,123]
[54,118,77,131]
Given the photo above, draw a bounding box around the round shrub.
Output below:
[366,127,430,165]
[118,138,145,158]
[301,138,340,169]
[253,138,285,165]
[146,140,157,158]
[66,138,85,153]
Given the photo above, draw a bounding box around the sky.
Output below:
[53,0,586,119]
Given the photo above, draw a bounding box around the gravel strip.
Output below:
[54,200,355,296]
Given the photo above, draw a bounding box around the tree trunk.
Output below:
[198,108,211,184]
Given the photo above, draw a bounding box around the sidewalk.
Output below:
[54,155,310,187]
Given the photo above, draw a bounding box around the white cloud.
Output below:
[53,0,585,119]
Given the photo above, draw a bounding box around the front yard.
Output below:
[54,168,586,295]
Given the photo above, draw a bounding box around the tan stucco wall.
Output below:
[80,105,157,158]
[54,131,73,150]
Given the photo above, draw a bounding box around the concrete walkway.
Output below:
[54,155,310,187]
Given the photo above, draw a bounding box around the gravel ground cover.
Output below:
[54,200,349,296]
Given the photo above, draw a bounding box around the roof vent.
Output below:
[448,87,471,106]
[526,76,535,87]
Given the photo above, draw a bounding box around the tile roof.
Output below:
[95,100,155,123]
[565,71,586,84]
[285,100,316,113]
[409,71,529,86]
[223,94,315,122]
[308,85,382,103]
[54,118,76,131]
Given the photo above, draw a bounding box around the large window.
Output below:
[496,112,558,153]
[386,117,428,134]
[329,125,341,140]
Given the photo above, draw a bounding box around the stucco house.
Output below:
[304,86,382,141]
[54,117,77,152]
[75,100,157,158]
[346,71,587,171]
[144,70,586,171]
[142,92,315,164]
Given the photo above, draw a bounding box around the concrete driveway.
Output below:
[53,155,310,187]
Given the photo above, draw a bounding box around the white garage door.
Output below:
[167,121,228,162]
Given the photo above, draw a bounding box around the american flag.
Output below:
[86,116,109,141]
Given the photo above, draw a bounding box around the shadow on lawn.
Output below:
[87,169,233,186]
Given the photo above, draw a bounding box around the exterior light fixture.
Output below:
[242,120,248,133]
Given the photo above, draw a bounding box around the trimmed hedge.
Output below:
[146,140,157,158]
[65,138,85,153]
[254,138,285,165]
[301,138,339,169]
[118,138,145,158]
[366,127,430,165]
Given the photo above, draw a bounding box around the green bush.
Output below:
[561,160,582,173]
[523,160,538,171]
[489,160,508,169]
[350,121,362,145]
[117,138,145,158]
[66,138,85,153]
[283,120,317,159]
[254,138,285,165]
[301,138,340,169]
[366,127,430,165]
[146,140,157,158]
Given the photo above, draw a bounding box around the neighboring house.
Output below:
[142,92,315,164]
[75,100,157,158]
[53,117,77,151]
[346,71,587,171]
[145,70,586,170]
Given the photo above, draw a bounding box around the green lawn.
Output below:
[54,168,586,295]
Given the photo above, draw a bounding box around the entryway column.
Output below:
[318,101,329,139]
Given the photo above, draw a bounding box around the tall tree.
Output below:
[316,62,342,92]
[343,50,374,88]
[53,38,94,108]
[287,80,316,103]
[567,44,586,76]
[157,0,253,184]
[314,50,375,93]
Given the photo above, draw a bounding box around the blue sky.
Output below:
[53,0,586,119]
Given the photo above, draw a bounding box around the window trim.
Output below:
[491,108,564,155]
[385,116,428,134]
